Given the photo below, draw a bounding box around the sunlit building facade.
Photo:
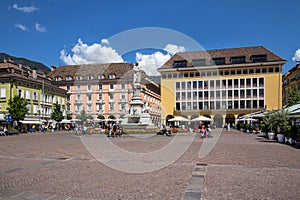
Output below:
[0,60,67,123]
[158,46,286,127]
[47,63,161,125]
[282,63,300,105]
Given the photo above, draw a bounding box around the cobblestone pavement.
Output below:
[0,129,299,199]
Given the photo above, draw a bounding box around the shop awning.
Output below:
[19,120,43,124]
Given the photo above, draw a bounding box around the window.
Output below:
[192,59,206,66]
[66,85,70,91]
[210,80,214,89]
[207,71,211,77]
[98,74,102,80]
[234,100,239,109]
[201,71,206,77]
[87,94,92,102]
[212,58,225,65]
[121,83,125,90]
[109,102,114,111]
[18,89,24,98]
[231,70,236,75]
[109,73,115,79]
[99,83,102,90]
[109,93,114,100]
[33,92,37,100]
[255,68,260,74]
[193,81,197,89]
[253,78,257,87]
[66,75,72,81]
[249,69,254,74]
[275,67,280,72]
[190,72,194,78]
[198,81,203,89]
[173,73,178,78]
[162,74,166,79]
[195,72,200,77]
[176,102,180,111]
[187,81,191,90]
[88,75,93,80]
[231,56,245,64]
[234,79,238,88]
[167,73,172,79]
[181,92,186,100]
[224,70,230,75]
[88,85,92,91]
[237,69,242,75]
[181,82,186,90]
[176,92,180,101]
[262,68,267,73]
[55,76,61,81]
[251,54,267,62]
[182,102,186,110]
[176,82,180,90]
[76,85,81,91]
[268,67,274,73]
[26,90,30,99]
[259,78,264,87]
[184,73,189,78]
[0,88,6,98]
[240,79,245,87]
[109,83,114,90]
[173,60,187,67]
[243,69,248,74]
[246,78,251,87]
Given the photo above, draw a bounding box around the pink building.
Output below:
[47,63,161,125]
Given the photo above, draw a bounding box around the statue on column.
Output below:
[133,62,141,84]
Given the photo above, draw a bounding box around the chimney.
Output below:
[51,65,57,71]
[32,70,37,79]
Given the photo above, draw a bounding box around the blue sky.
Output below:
[1,0,300,75]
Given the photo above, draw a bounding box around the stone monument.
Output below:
[121,63,157,130]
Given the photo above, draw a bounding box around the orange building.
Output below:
[47,63,161,125]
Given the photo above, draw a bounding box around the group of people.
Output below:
[193,123,212,138]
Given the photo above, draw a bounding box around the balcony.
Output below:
[96,99,104,104]
[75,99,83,104]
[119,98,127,104]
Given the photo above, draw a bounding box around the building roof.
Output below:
[158,46,286,70]
[47,63,134,80]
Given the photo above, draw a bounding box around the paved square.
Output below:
[0,129,299,199]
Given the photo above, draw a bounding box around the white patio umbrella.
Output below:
[168,116,190,122]
[237,118,257,122]
[191,115,213,122]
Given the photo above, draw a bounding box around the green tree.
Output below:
[7,95,28,122]
[51,102,63,122]
[286,87,300,107]
[78,110,88,123]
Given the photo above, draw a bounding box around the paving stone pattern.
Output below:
[0,129,299,199]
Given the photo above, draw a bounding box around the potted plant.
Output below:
[263,112,275,140]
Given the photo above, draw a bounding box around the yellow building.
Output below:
[47,63,161,125]
[158,46,286,127]
[282,63,300,105]
[0,60,67,123]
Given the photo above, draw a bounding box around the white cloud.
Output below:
[292,49,300,62]
[101,39,109,45]
[136,44,186,76]
[14,24,29,31]
[60,38,124,65]
[12,4,38,13]
[136,52,171,76]
[163,44,185,55]
[35,23,47,32]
